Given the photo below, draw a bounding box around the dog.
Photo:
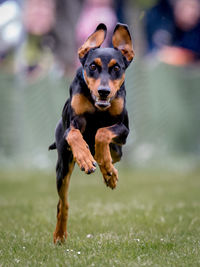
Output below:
[49,23,134,243]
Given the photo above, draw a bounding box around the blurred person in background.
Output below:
[1,0,126,78]
[22,0,56,79]
[0,0,23,72]
[50,0,81,75]
[144,0,200,65]
[23,0,83,77]
[76,0,117,48]
[75,0,126,67]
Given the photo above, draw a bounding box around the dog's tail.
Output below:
[48,142,56,150]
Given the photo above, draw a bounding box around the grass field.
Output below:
[0,166,200,266]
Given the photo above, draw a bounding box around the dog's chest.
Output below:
[82,112,119,153]
[85,111,119,129]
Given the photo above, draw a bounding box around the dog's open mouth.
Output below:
[94,96,111,110]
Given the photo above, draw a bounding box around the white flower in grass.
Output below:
[86,234,93,238]
[77,251,81,255]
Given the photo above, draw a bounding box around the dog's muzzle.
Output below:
[94,86,111,110]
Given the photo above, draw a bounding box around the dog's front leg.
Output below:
[95,123,129,189]
[66,126,97,174]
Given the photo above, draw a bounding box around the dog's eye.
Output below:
[89,64,97,71]
[113,65,120,72]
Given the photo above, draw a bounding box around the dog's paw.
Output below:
[99,163,118,189]
[67,128,96,174]
[104,167,118,189]
[74,147,96,174]
[53,231,67,244]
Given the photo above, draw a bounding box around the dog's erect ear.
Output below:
[78,23,107,60]
[112,23,134,65]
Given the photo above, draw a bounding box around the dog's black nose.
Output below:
[98,86,110,98]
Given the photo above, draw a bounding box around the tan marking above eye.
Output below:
[94,57,102,67]
[71,94,95,115]
[108,97,124,116]
[108,59,117,68]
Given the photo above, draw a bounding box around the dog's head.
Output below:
[78,23,134,111]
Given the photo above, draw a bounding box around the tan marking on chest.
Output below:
[71,94,95,115]
[108,97,124,116]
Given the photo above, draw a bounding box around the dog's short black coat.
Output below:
[49,23,134,243]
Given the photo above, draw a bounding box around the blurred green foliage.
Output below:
[131,0,158,8]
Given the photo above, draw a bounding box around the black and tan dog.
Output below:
[49,23,134,243]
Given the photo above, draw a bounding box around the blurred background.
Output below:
[0,0,200,171]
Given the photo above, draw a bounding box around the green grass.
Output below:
[0,166,200,266]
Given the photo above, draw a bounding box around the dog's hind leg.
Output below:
[53,152,74,244]
[53,120,75,243]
